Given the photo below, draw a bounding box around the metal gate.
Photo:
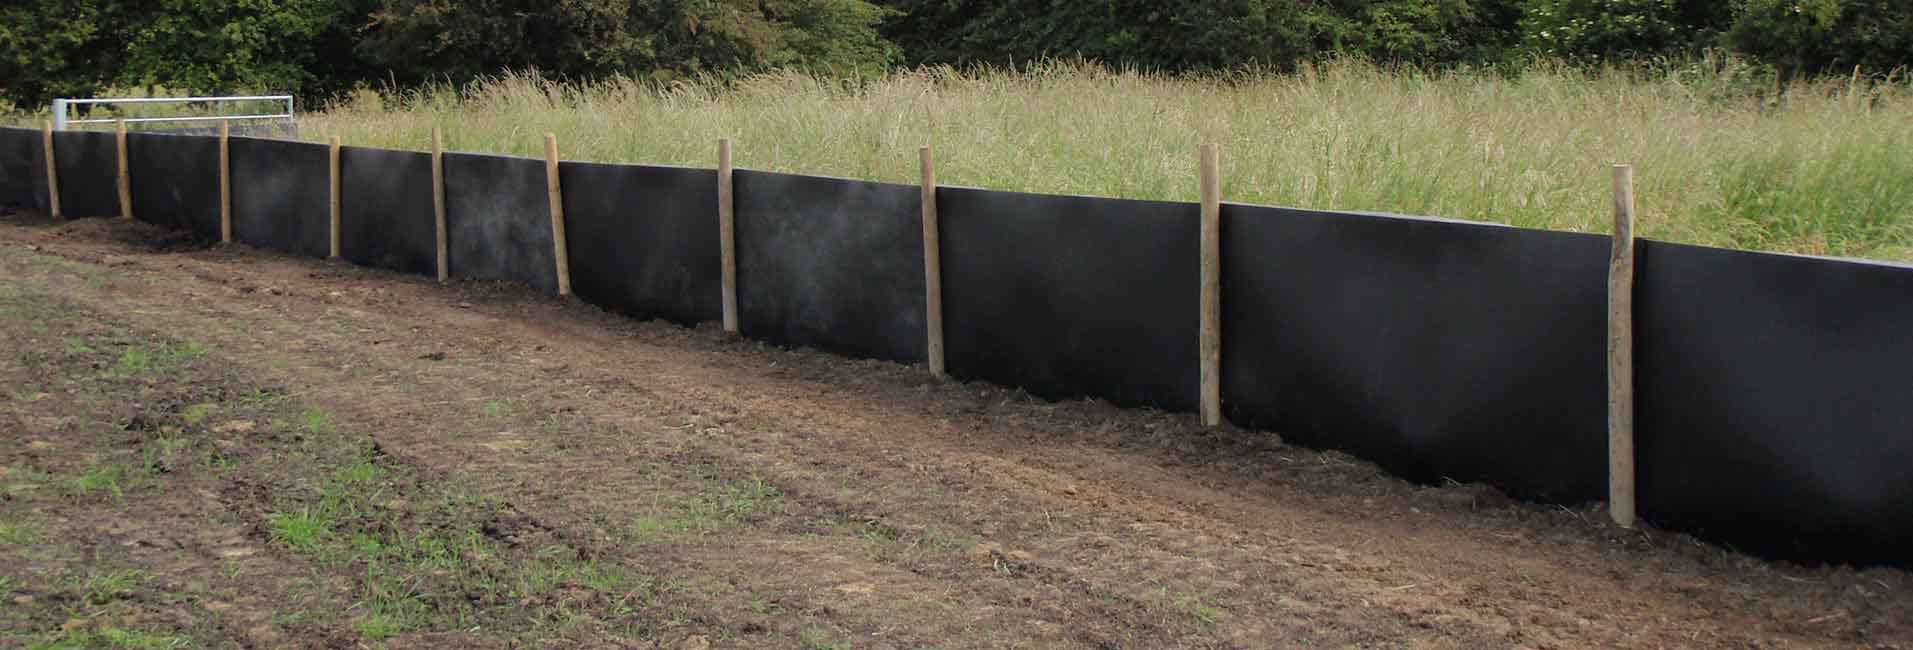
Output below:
[51,95,296,138]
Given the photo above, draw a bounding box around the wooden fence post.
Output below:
[328,136,342,259]
[1198,143,1222,427]
[920,145,945,377]
[719,138,738,334]
[1608,164,1637,529]
[544,133,572,296]
[41,122,61,219]
[218,121,232,243]
[116,119,131,220]
[432,128,449,283]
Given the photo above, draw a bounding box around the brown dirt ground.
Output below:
[2,211,1910,649]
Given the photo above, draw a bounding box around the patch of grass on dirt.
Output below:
[2,467,54,497]
[851,523,978,564]
[197,448,237,475]
[179,404,213,424]
[626,475,783,544]
[64,462,146,498]
[112,348,151,374]
[800,628,850,650]
[0,518,37,547]
[106,342,204,377]
[334,454,382,485]
[153,342,205,365]
[1157,588,1224,629]
[268,507,338,556]
[25,626,191,650]
[298,408,337,436]
[255,425,661,641]
[78,568,146,605]
[147,436,192,458]
[237,388,290,407]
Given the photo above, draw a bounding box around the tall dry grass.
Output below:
[303,60,1913,260]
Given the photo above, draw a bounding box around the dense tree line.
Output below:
[3,0,1908,109]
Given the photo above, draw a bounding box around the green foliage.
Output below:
[1329,0,1525,66]
[881,0,1321,71]
[1727,0,1913,79]
[1518,0,1686,59]
[357,0,896,86]
[355,0,654,86]
[0,1,138,107]
[119,0,376,98]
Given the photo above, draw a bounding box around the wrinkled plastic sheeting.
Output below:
[230,136,330,257]
[1636,241,1913,565]
[442,152,557,294]
[939,187,1199,411]
[1220,204,1610,504]
[560,161,722,326]
[734,170,926,363]
[339,146,438,277]
[127,133,221,241]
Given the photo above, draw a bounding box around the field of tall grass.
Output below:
[290,61,1913,260]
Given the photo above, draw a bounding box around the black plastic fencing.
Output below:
[126,132,221,241]
[52,131,121,218]
[734,170,926,364]
[340,147,437,276]
[0,127,42,212]
[941,187,1199,411]
[1635,242,1913,564]
[442,152,559,295]
[5,124,1912,567]
[230,137,331,259]
[1221,205,1611,503]
[560,161,723,327]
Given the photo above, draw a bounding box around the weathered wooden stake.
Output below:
[1608,163,1637,529]
[719,138,738,334]
[1198,143,1222,427]
[218,121,232,243]
[41,122,61,219]
[328,136,342,259]
[432,128,449,283]
[920,145,945,377]
[116,119,132,220]
[544,133,572,296]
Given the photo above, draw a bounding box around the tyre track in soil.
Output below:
[4,215,1909,649]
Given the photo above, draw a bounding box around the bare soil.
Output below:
[2,211,1909,649]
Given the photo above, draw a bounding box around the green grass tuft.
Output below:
[267,507,337,555]
[66,463,139,498]
[80,569,145,605]
[299,409,336,436]
[0,519,36,547]
[180,404,213,424]
[113,348,150,374]
[334,454,382,485]
[27,626,191,650]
